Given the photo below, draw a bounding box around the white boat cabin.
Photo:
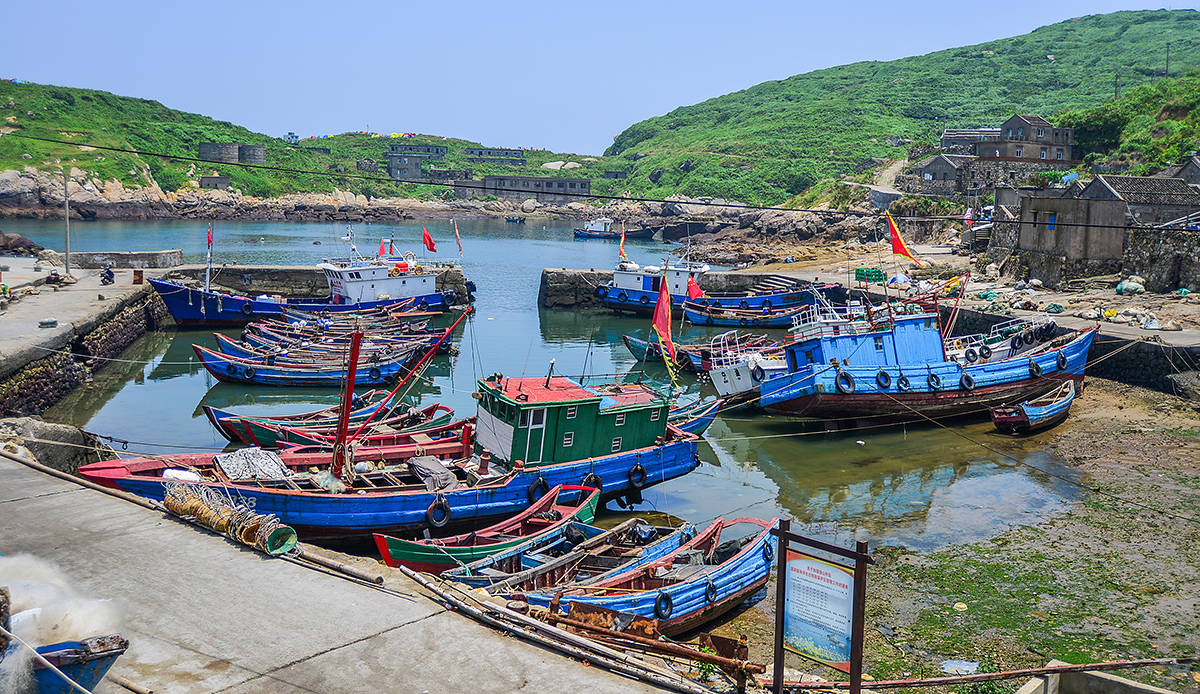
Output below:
[610,260,710,295]
[583,217,615,233]
[318,252,438,303]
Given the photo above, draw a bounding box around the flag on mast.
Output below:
[618,220,628,260]
[887,212,924,268]
[422,226,437,252]
[207,222,213,247]
[651,276,678,386]
[686,274,704,300]
[377,238,387,257]
[453,219,463,255]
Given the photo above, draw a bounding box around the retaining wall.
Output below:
[165,264,472,304]
[73,249,184,269]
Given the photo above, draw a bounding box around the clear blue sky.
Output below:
[6,1,1196,154]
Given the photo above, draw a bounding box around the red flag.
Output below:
[207,222,213,247]
[651,278,675,360]
[618,221,628,260]
[422,226,437,253]
[887,212,923,268]
[377,238,387,257]
[389,241,396,255]
[686,274,704,300]
[453,219,463,254]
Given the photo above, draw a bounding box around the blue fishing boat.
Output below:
[669,398,723,435]
[149,249,456,326]
[595,259,823,314]
[574,218,655,240]
[203,390,391,442]
[80,373,700,537]
[211,331,427,365]
[990,380,1077,435]
[443,518,694,589]
[25,635,129,694]
[758,308,1098,422]
[504,517,776,636]
[193,344,417,386]
[682,301,811,328]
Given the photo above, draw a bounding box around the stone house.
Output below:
[1079,174,1200,225]
[386,155,425,181]
[454,175,590,204]
[913,154,977,194]
[1014,194,1129,283]
[387,144,446,159]
[978,115,1075,162]
[1162,155,1200,186]
[199,176,230,190]
[940,128,1001,149]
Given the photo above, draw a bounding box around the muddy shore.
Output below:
[706,377,1200,692]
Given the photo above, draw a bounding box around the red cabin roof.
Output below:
[480,376,663,410]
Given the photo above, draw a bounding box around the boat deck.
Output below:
[0,456,663,693]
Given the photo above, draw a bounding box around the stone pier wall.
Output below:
[165,264,472,303]
[73,249,184,269]
[0,291,169,416]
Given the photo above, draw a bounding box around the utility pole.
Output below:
[1114,72,1121,99]
[1165,42,1170,80]
[62,174,71,275]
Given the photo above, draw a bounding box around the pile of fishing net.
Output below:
[162,482,298,556]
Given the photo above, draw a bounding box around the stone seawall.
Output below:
[165,264,472,303]
[0,289,169,416]
[538,268,766,309]
[73,249,184,269]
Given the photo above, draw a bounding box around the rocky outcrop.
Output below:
[0,230,42,255]
[0,417,115,473]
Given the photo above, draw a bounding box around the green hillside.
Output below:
[606,9,1200,204]
[0,81,627,200]
[1057,69,1200,172]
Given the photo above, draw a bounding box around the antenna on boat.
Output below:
[545,359,556,387]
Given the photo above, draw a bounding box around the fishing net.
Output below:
[214,448,291,481]
[163,482,297,555]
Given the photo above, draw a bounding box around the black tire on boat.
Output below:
[369,367,382,381]
[739,318,748,326]
[739,300,749,310]
[528,475,551,503]
[596,286,607,297]
[226,363,237,375]
[582,473,602,492]
[763,541,773,562]
[640,295,650,305]
[1030,360,1043,378]
[241,302,253,316]
[705,580,718,603]
[628,463,648,489]
[1023,330,1036,346]
[751,365,766,382]
[426,494,451,529]
[979,344,992,359]
[835,371,856,394]
[244,366,256,379]
[964,348,979,364]
[927,373,942,390]
[876,370,891,390]
[1057,351,1068,371]
[419,300,430,310]
[897,375,911,392]
[762,300,772,311]
[960,373,975,391]
[654,591,674,619]
[1010,336,1022,352]
[617,291,628,303]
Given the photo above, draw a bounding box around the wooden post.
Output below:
[772,518,790,694]
[63,174,71,275]
[849,539,869,694]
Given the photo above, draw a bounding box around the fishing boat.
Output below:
[193,344,419,386]
[210,332,430,365]
[682,301,811,328]
[758,308,1098,422]
[669,397,723,435]
[79,362,700,536]
[594,259,824,314]
[149,247,458,326]
[505,216,526,224]
[622,331,777,372]
[203,389,393,442]
[502,517,777,636]
[373,484,600,573]
[209,403,454,449]
[990,380,1077,435]
[445,518,693,589]
[20,634,130,694]
[573,218,654,240]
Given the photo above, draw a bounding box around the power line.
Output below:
[11,132,1200,233]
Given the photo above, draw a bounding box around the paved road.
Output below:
[0,457,663,694]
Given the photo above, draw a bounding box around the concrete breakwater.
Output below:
[166,263,473,303]
[538,267,766,309]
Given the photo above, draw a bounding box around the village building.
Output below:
[386,155,426,181]
[453,175,590,203]
[199,175,230,190]
[1078,174,1200,225]
[912,154,977,194]
[386,143,447,159]
[940,128,1001,149]
[1162,154,1200,186]
[977,115,1076,162]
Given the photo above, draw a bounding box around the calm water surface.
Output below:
[10,218,1082,551]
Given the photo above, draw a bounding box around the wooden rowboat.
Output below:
[372,484,600,573]
[990,380,1077,435]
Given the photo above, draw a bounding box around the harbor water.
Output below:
[11,217,1082,551]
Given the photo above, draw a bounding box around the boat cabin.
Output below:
[610,260,710,297]
[781,312,944,373]
[317,255,438,304]
[582,217,615,233]
[474,375,669,465]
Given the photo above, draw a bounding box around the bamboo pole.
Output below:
[294,547,385,584]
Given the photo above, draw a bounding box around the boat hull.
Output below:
[596,286,816,315]
[194,344,413,386]
[149,278,452,327]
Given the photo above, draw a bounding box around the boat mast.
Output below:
[332,330,363,484]
[204,221,213,293]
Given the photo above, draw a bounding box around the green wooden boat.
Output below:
[373,484,600,573]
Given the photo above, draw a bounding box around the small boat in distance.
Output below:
[574,218,654,240]
[990,380,1077,435]
[505,216,526,224]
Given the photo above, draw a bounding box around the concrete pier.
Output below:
[0,455,662,693]
[166,263,473,304]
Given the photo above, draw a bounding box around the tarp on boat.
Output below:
[215,448,291,481]
[407,455,459,491]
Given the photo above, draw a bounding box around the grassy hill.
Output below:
[606,9,1200,204]
[0,81,628,200]
[1057,69,1200,173]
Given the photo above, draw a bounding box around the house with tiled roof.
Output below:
[974,114,1076,162]
[912,154,977,194]
[1080,174,1200,224]
[1161,155,1200,186]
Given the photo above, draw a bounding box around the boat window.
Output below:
[566,406,577,419]
[651,276,662,292]
[519,409,530,427]
[874,336,884,351]
[615,413,626,426]
[562,432,574,447]
[925,318,933,329]
[611,437,622,452]
[805,349,815,364]
[650,409,660,421]
[531,409,545,426]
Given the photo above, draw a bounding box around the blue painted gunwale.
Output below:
[193,344,414,386]
[682,303,809,328]
[595,285,819,314]
[149,277,452,327]
[211,332,427,364]
[95,437,700,537]
[27,638,128,694]
[515,518,777,635]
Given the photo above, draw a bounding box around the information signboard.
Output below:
[782,549,855,672]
